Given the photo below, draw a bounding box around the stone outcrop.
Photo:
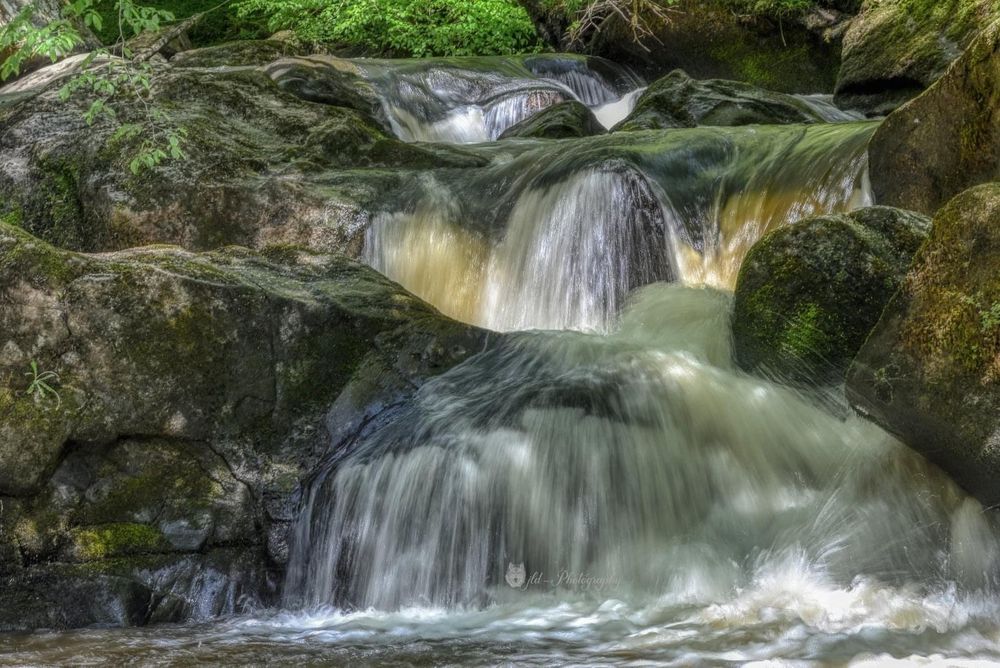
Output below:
[848,184,1000,507]
[868,19,1000,215]
[835,0,999,115]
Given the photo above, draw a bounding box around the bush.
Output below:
[234,0,541,57]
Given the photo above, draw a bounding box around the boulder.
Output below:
[589,0,843,94]
[0,50,486,256]
[615,70,825,131]
[835,0,999,115]
[0,220,490,629]
[868,19,1000,216]
[847,184,1000,506]
[499,100,605,139]
[732,206,930,384]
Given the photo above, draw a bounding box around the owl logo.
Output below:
[505,562,526,589]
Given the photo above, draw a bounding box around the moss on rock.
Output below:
[68,524,170,561]
[847,184,1000,506]
[868,19,1000,215]
[732,206,930,384]
[835,0,1000,114]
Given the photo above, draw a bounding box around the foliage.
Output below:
[1,0,187,173]
[234,0,541,57]
[23,361,61,407]
[90,0,269,46]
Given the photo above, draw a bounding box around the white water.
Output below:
[271,284,1000,665]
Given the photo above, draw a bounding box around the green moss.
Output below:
[732,208,930,384]
[779,303,832,361]
[70,523,169,561]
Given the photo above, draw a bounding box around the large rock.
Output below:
[848,184,1000,506]
[835,0,999,115]
[868,19,1000,216]
[499,100,605,139]
[615,70,825,131]
[0,46,485,256]
[589,0,843,94]
[732,206,930,384]
[0,219,489,629]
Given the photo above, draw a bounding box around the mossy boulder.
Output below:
[499,100,605,139]
[868,19,1000,216]
[732,206,931,384]
[615,70,825,132]
[0,49,486,255]
[847,184,1000,506]
[0,221,490,629]
[589,0,842,94]
[835,0,1000,115]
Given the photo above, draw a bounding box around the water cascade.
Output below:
[278,57,1000,663]
[286,285,1000,619]
[365,122,875,331]
[7,54,1000,667]
[352,55,643,142]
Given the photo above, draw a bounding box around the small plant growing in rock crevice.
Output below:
[23,360,62,408]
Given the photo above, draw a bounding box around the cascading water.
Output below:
[267,284,1000,665]
[365,122,874,331]
[352,55,643,142]
[9,55,1000,667]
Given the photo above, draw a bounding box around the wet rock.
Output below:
[0,550,270,631]
[0,221,490,628]
[499,100,605,139]
[868,19,1000,215]
[615,70,825,131]
[848,184,1000,506]
[835,0,999,115]
[732,206,930,384]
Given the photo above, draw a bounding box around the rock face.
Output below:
[868,19,1000,216]
[615,70,825,131]
[590,0,843,94]
[499,100,605,139]
[835,0,999,115]
[732,206,931,384]
[0,44,485,256]
[0,219,489,629]
[848,185,1000,506]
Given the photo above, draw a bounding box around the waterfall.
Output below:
[365,122,875,332]
[284,284,1000,611]
[352,55,643,143]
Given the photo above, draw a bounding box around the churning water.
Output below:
[4,57,1000,667]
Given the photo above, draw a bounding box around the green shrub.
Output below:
[234,0,541,57]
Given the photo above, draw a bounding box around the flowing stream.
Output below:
[4,56,1000,666]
